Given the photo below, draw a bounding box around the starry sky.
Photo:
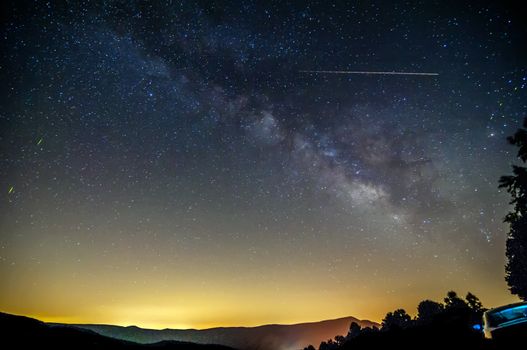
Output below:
[1,1,526,329]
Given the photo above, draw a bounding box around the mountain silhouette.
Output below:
[68,316,379,350]
[0,312,235,350]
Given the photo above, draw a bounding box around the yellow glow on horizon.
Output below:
[0,226,518,329]
[1,269,518,329]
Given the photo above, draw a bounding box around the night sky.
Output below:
[1,1,526,329]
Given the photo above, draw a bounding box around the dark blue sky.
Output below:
[1,0,526,327]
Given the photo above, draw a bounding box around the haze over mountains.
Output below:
[70,316,379,350]
[0,312,234,350]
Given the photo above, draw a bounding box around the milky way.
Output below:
[0,1,526,328]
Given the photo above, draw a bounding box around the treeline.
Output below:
[304,291,491,350]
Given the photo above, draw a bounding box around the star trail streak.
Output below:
[299,70,439,76]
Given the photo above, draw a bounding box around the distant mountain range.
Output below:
[0,312,234,350]
[70,316,379,350]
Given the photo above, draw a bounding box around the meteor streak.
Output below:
[300,70,439,76]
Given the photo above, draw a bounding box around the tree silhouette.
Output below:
[381,309,412,331]
[315,291,487,350]
[499,118,527,300]
[444,291,467,309]
[359,326,379,335]
[417,299,444,324]
[465,292,484,314]
[347,322,361,339]
[319,339,337,350]
[333,335,346,346]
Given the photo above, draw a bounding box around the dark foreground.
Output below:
[1,311,524,350]
[335,327,524,350]
[314,313,526,350]
[0,312,235,350]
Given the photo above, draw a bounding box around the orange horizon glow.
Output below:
[3,287,519,330]
[1,254,518,330]
[1,223,519,330]
[0,218,518,330]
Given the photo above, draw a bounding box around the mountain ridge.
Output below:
[68,315,379,350]
[0,312,235,350]
[68,315,377,331]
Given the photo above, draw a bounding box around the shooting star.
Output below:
[300,70,439,76]
[8,186,14,194]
